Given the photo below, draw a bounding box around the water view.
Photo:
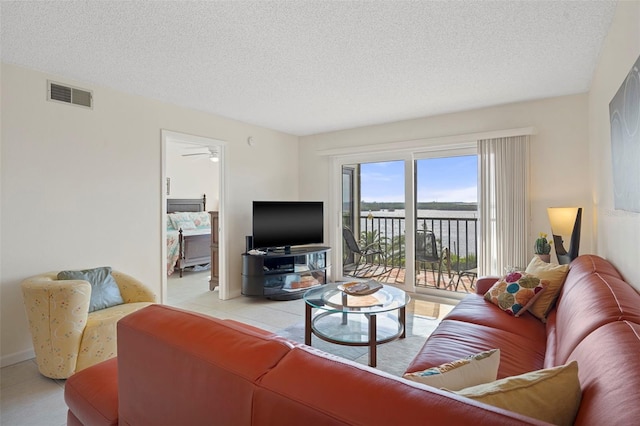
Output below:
[360,209,477,259]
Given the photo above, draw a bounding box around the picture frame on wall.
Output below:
[609,54,640,213]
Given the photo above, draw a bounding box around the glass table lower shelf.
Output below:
[303,282,410,367]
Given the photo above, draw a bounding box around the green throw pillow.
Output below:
[57,266,124,312]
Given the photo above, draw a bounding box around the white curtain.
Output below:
[478,135,530,276]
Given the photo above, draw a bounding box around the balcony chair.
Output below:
[416,230,451,288]
[342,227,389,278]
[21,268,156,379]
[450,242,478,293]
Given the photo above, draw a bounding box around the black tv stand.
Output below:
[242,246,331,300]
[265,246,292,255]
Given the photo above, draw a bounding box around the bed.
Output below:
[167,195,212,277]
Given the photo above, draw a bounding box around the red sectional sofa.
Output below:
[65,255,640,425]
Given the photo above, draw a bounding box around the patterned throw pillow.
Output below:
[403,349,500,391]
[484,272,547,317]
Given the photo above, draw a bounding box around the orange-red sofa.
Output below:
[64,255,640,425]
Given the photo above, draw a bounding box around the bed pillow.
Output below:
[57,266,124,312]
[403,349,500,391]
[174,218,196,230]
[168,213,192,230]
[192,211,211,228]
[524,257,570,322]
[167,215,177,231]
[452,361,581,426]
[484,272,547,317]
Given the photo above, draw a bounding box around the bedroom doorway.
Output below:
[161,130,227,303]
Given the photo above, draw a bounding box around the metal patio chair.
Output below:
[342,227,389,278]
[416,229,451,288]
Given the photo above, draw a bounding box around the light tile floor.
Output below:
[1,271,455,426]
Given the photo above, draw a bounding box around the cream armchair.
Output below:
[21,270,156,379]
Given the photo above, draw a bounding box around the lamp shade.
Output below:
[547,207,582,265]
[547,207,580,237]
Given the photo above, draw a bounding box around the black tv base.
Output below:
[241,246,331,300]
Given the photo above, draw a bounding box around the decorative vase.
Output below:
[536,254,551,263]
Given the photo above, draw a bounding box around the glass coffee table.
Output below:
[303,282,410,367]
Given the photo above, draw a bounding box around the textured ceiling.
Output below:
[1,1,617,136]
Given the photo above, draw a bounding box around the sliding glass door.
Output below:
[414,156,478,293]
[338,148,477,296]
[342,161,406,285]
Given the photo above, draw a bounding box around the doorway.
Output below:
[161,130,227,303]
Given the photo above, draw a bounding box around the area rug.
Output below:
[276,309,440,377]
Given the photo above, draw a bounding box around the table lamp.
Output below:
[547,207,582,265]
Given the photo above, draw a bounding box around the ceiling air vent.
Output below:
[47,80,93,109]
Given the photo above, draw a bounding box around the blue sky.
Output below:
[360,156,478,203]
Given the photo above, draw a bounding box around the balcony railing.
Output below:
[347,213,478,292]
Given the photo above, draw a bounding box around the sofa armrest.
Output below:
[112,271,156,303]
[21,273,91,378]
[65,358,119,426]
[475,276,500,295]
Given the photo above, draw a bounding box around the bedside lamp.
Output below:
[547,207,582,265]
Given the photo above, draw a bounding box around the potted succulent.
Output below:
[534,232,552,263]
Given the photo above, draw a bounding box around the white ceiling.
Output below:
[1,1,617,136]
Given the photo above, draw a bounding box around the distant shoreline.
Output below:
[361,201,477,211]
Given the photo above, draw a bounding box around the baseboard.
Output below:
[1,348,35,368]
[226,288,242,299]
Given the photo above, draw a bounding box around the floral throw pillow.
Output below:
[403,349,500,391]
[484,272,547,317]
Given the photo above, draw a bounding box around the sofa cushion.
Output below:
[561,254,622,283]
[551,256,640,365]
[567,321,640,425]
[406,320,546,380]
[483,273,546,317]
[257,346,538,425]
[64,358,118,426]
[57,266,123,312]
[444,294,547,339]
[403,349,500,391]
[524,257,569,322]
[453,361,581,426]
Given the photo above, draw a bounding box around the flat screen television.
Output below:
[252,201,324,251]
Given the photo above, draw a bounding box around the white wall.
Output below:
[166,141,219,208]
[588,1,640,290]
[0,63,299,366]
[299,94,592,268]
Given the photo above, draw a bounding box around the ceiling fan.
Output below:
[181,146,219,162]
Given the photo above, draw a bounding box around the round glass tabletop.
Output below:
[303,282,410,314]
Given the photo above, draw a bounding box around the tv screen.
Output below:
[252,201,324,250]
